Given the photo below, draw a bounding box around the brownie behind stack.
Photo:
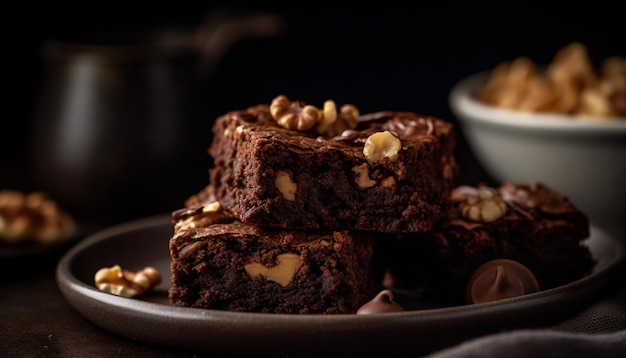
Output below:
[383,182,595,304]
[168,96,459,313]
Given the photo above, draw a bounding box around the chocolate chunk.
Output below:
[357,290,405,314]
[466,259,540,304]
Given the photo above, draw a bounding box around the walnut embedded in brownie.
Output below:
[384,182,595,304]
[168,202,382,314]
[206,98,458,233]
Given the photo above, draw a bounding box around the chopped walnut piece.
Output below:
[174,201,232,232]
[275,170,297,201]
[380,176,396,187]
[314,99,338,135]
[94,265,162,298]
[269,95,359,136]
[339,104,359,128]
[352,163,377,189]
[459,188,507,223]
[319,104,359,137]
[244,253,303,287]
[270,95,320,131]
[363,131,402,163]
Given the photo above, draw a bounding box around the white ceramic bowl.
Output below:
[449,71,626,237]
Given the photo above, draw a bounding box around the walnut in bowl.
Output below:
[0,189,76,246]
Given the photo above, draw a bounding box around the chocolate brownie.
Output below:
[383,182,595,304]
[168,201,382,314]
[205,96,458,233]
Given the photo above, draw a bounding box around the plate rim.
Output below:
[56,214,626,357]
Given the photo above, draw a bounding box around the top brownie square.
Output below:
[204,96,458,233]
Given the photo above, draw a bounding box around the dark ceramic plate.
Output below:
[56,214,626,358]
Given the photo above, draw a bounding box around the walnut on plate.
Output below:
[94,265,162,298]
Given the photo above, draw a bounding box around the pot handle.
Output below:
[192,9,285,75]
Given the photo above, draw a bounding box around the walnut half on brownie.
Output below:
[205,95,458,233]
[168,201,382,314]
[382,182,595,304]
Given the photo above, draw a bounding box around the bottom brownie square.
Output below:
[168,202,381,314]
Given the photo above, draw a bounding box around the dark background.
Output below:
[4,1,626,224]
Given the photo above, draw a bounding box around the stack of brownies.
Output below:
[167,95,594,313]
[168,95,458,313]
